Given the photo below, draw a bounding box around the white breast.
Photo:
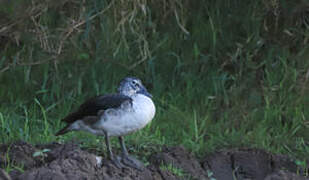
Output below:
[96,94,155,137]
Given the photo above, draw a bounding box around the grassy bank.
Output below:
[0,0,308,170]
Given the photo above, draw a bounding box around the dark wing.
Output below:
[61,94,132,124]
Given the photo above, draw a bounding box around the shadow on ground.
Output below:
[0,141,308,180]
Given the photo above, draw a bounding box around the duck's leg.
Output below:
[104,133,123,168]
[118,136,144,170]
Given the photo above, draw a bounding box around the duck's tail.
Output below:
[55,124,71,136]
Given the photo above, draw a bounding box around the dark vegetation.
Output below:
[0,0,309,178]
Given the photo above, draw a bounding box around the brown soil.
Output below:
[0,141,308,180]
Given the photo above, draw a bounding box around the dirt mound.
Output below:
[150,146,207,179]
[0,141,40,169]
[202,148,309,180]
[0,142,308,180]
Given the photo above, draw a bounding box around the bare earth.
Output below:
[0,141,308,180]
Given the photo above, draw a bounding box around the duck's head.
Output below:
[118,77,152,98]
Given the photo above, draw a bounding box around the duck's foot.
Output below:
[110,155,125,169]
[121,154,145,171]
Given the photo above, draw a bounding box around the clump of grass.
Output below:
[159,163,185,177]
[3,146,25,174]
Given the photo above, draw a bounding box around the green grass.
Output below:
[159,163,186,178]
[0,0,309,172]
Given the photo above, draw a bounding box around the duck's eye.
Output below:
[132,80,139,87]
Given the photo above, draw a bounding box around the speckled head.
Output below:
[118,77,152,98]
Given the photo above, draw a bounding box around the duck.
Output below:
[55,77,156,170]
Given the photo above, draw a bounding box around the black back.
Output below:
[62,94,132,124]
